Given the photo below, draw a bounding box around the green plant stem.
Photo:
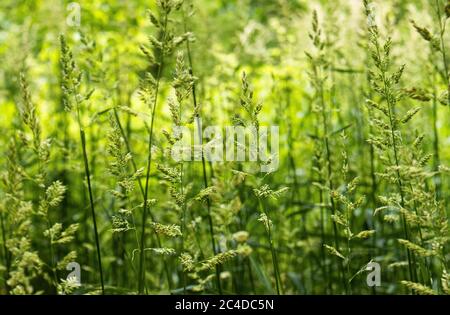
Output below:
[246,257,256,294]
[112,109,145,198]
[0,212,9,293]
[312,136,331,294]
[138,12,171,294]
[368,122,379,296]
[365,78,378,295]
[257,199,282,295]
[431,86,442,199]
[80,129,105,294]
[316,72,348,293]
[69,66,105,294]
[182,8,222,294]
[435,0,450,108]
[112,108,171,293]
[408,183,433,286]
[433,0,449,207]
[179,133,187,295]
[45,218,58,290]
[375,42,416,284]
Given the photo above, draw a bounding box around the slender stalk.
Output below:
[113,109,145,198]
[365,79,378,295]
[80,129,105,294]
[365,23,416,285]
[431,83,442,198]
[182,7,222,294]
[179,102,188,295]
[312,131,331,293]
[317,71,348,293]
[345,206,352,294]
[434,0,450,108]
[45,217,59,290]
[66,49,105,293]
[138,12,170,294]
[408,183,433,286]
[0,212,9,293]
[112,108,171,293]
[368,119,379,296]
[433,0,449,206]
[246,258,256,294]
[379,67,415,284]
[257,199,283,295]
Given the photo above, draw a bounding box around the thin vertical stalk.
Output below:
[246,257,256,294]
[45,217,59,289]
[434,0,450,108]
[80,128,105,294]
[408,183,433,286]
[366,79,378,295]
[0,212,9,293]
[68,60,105,294]
[179,102,188,294]
[431,85,442,198]
[317,75,348,293]
[368,119,379,296]
[434,0,450,218]
[312,137,331,293]
[377,56,416,284]
[182,7,222,294]
[138,12,172,294]
[112,108,170,293]
[257,199,283,295]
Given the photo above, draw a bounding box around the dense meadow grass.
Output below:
[0,0,449,295]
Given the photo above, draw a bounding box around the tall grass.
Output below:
[59,35,104,294]
[0,0,448,296]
